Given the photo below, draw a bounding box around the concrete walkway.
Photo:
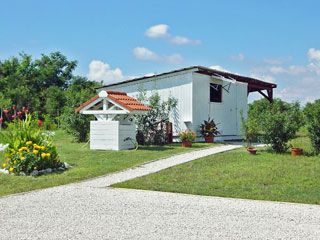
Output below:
[1,144,320,240]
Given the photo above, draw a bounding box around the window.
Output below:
[210,83,222,102]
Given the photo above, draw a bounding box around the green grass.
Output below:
[114,137,320,205]
[0,130,213,197]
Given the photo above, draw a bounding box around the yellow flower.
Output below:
[33,144,40,149]
[40,146,45,150]
[9,167,14,172]
[13,160,17,164]
[19,147,28,152]
[46,153,51,158]
[21,156,26,161]
[33,150,39,155]
[2,163,6,168]
[26,141,33,145]
[41,153,46,158]
[34,166,37,170]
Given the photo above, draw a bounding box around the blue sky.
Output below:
[1,0,320,103]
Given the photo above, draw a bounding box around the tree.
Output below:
[44,86,67,121]
[60,76,99,142]
[304,100,320,154]
[246,99,303,153]
[135,92,177,145]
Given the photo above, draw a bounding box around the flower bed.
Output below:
[0,114,67,176]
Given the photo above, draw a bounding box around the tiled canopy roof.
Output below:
[75,91,151,113]
[107,91,151,111]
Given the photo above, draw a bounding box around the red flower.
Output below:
[3,109,9,115]
[38,119,43,127]
[0,118,3,124]
[12,105,16,110]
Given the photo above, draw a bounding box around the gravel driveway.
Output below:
[1,145,320,239]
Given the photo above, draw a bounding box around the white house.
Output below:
[97,66,276,141]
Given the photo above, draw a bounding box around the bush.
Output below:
[304,100,320,154]
[135,92,177,145]
[179,130,196,142]
[60,108,93,142]
[0,115,61,175]
[247,99,303,153]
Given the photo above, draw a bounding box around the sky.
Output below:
[1,0,320,103]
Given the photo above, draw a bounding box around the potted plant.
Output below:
[247,147,257,154]
[291,147,303,156]
[200,118,220,143]
[179,130,196,147]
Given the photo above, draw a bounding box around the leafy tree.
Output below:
[246,99,303,153]
[44,86,66,121]
[0,52,77,112]
[304,100,320,154]
[60,76,98,142]
[135,92,177,145]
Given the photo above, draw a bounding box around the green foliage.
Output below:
[60,77,98,142]
[135,92,177,145]
[179,130,196,142]
[304,100,320,154]
[60,108,93,142]
[240,110,260,147]
[0,115,61,175]
[44,86,66,120]
[246,99,303,152]
[200,118,220,137]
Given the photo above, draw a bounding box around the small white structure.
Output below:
[97,66,276,141]
[76,90,150,150]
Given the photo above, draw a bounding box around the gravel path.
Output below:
[1,144,320,240]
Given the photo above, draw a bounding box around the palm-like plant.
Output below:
[200,118,220,137]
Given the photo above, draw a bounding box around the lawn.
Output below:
[114,136,320,205]
[0,130,213,197]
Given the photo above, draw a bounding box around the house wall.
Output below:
[101,70,194,135]
[192,72,248,140]
[99,70,248,141]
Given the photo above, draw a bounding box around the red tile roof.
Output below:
[75,95,99,113]
[75,91,150,113]
[107,91,151,111]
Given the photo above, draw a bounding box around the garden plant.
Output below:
[0,114,63,176]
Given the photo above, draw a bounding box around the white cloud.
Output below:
[249,48,320,103]
[209,65,229,72]
[145,24,169,38]
[145,24,201,45]
[308,48,320,62]
[133,46,183,64]
[269,66,285,74]
[133,47,159,61]
[87,60,124,84]
[165,54,183,64]
[230,53,245,61]
[170,36,201,45]
[250,73,275,83]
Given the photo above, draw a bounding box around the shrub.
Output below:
[179,130,196,142]
[200,118,220,137]
[247,99,303,153]
[60,108,93,142]
[0,115,62,175]
[135,92,177,145]
[304,100,320,154]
